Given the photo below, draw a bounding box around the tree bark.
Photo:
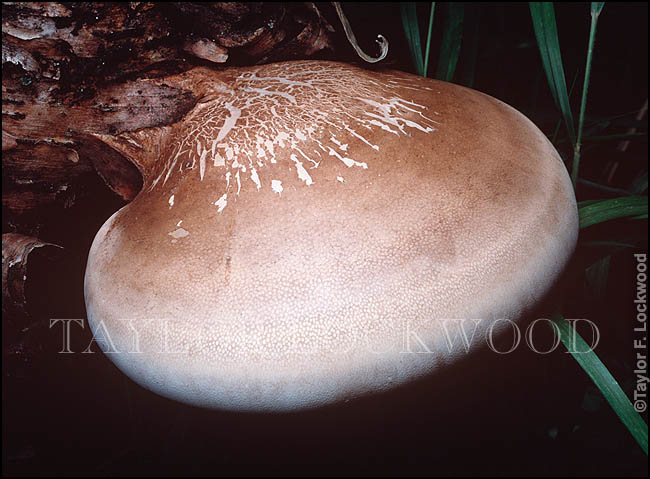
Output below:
[1,2,336,337]
[2,2,334,219]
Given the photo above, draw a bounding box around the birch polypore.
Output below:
[84,61,578,411]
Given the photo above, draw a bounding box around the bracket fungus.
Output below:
[84,60,578,411]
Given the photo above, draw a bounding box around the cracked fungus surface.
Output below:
[84,60,578,410]
[145,61,440,209]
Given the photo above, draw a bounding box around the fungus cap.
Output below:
[84,60,578,411]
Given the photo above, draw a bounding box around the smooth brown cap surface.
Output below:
[85,61,578,411]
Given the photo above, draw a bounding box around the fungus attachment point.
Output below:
[85,61,578,412]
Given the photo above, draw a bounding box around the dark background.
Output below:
[2,2,648,476]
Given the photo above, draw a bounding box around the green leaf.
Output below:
[401,3,425,76]
[423,3,436,77]
[436,3,465,82]
[529,2,576,144]
[592,2,605,15]
[578,196,649,229]
[629,170,648,194]
[572,2,605,188]
[550,314,648,455]
[550,71,579,145]
[585,255,610,298]
[577,178,633,196]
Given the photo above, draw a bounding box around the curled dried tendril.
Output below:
[332,2,389,63]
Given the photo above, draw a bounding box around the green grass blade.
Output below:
[551,70,579,145]
[629,170,648,194]
[551,117,563,145]
[423,3,436,77]
[592,2,606,15]
[401,3,425,76]
[572,2,605,189]
[550,314,648,455]
[577,178,633,196]
[578,196,649,229]
[436,3,465,82]
[585,255,611,297]
[530,2,576,144]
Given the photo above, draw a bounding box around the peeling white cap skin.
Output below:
[84,61,578,412]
